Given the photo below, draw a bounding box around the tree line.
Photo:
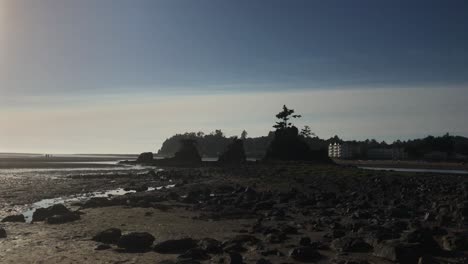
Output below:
[157,107,468,160]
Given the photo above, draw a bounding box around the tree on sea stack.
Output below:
[273,105,302,130]
[264,105,332,163]
[300,125,314,138]
[136,152,154,163]
[173,139,202,163]
[218,137,247,164]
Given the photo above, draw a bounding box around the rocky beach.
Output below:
[1,156,468,264]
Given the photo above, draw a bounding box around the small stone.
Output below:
[95,244,111,250]
[0,227,6,238]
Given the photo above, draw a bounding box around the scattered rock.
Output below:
[95,244,112,250]
[154,238,198,254]
[46,212,80,224]
[32,204,72,222]
[331,237,373,253]
[117,232,155,252]
[289,246,322,262]
[373,240,423,264]
[1,214,26,223]
[228,252,243,264]
[197,238,222,254]
[442,233,468,251]
[93,228,122,244]
[177,248,211,261]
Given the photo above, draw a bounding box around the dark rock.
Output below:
[136,152,154,163]
[117,232,155,252]
[289,246,322,262]
[198,238,222,254]
[95,244,112,250]
[93,228,122,244]
[442,232,468,251]
[0,227,6,238]
[260,249,284,257]
[299,237,311,246]
[228,252,243,264]
[256,259,272,264]
[1,214,26,223]
[32,204,72,222]
[265,232,287,244]
[154,238,198,254]
[81,197,117,208]
[402,228,441,253]
[331,237,372,253]
[46,212,80,224]
[178,248,211,261]
[373,240,423,264]
[264,125,332,163]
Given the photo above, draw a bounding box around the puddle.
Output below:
[22,184,175,223]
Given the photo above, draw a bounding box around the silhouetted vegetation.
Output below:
[157,105,468,161]
[264,106,332,162]
[218,138,247,163]
[172,139,202,163]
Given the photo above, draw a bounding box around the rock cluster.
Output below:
[32,204,80,224]
[136,152,154,163]
[84,165,468,263]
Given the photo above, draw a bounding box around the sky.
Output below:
[1,0,468,154]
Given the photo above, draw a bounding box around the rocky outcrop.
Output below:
[136,152,154,163]
[264,126,332,163]
[218,139,246,164]
[32,204,79,223]
[173,140,201,163]
[157,139,202,166]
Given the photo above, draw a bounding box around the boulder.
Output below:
[95,244,112,251]
[256,259,272,264]
[177,248,211,261]
[46,212,80,224]
[442,233,468,251]
[1,214,26,223]
[117,232,155,251]
[32,204,72,222]
[289,246,322,262]
[373,240,423,264]
[331,237,373,253]
[197,238,222,254]
[136,152,154,163]
[93,228,122,244]
[228,252,243,264]
[154,238,198,254]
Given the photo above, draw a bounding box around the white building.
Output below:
[328,143,358,159]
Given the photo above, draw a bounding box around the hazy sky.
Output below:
[1,0,468,153]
